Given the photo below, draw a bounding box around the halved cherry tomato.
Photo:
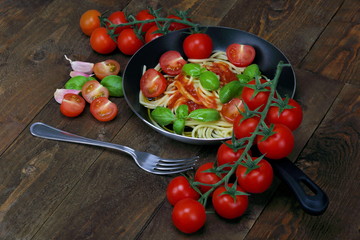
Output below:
[81,80,109,103]
[135,9,156,32]
[183,33,213,59]
[140,69,167,98]
[167,14,191,31]
[220,98,244,123]
[159,50,187,76]
[107,11,130,35]
[145,25,163,43]
[226,43,255,67]
[60,93,86,117]
[93,59,120,80]
[117,28,144,55]
[90,97,118,122]
[90,27,117,54]
[80,10,101,36]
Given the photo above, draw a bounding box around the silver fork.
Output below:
[30,122,198,175]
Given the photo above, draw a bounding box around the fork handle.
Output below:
[30,122,136,157]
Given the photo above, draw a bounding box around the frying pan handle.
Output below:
[268,158,329,215]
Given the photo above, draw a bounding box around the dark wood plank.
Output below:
[301,0,360,85]
[245,83,360,240]
[135,69,344,239]
[218,0,344,66]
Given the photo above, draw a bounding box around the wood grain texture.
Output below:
[245,83,360,240]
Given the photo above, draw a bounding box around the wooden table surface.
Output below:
[1,0,359,239]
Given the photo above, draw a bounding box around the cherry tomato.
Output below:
[241,78,270,111]
[159,50,187,76]
[107,11,130,35]
[167,14,191,31]
[236,158,273,193]
[194,162,221,195]
[117,28,144,55]
[183,33,213,59]
[90,27,117,54]
[266,98,303,131]
[80,10,101,36]
[60,93,85,117]
[135,9,156,32]
[220,98,244,123]
[81,80,109,103]
[145,25,163,43]
[257,124,294,159]
[93,59,121,80]
[140,69,167,98]
[212,184,248,219]
[166,176,200,206]
[217,140,247,172]
[233,114,260,140]
[90,97,118,122]
[172,198,206,234]
[226,43,255,67]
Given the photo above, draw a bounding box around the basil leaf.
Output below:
[188,108,220,122]
[173,119,186,135]
[176,105,189,119]
[219,81,242,103]
[151,107,175,126]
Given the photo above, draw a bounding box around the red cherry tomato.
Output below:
[135,9,156,32]
[140,68,167,98]
[194,162,221,195]
[220,98,244,123]
[226,43,256,67]
[266,98,303,131]
[233,114,260,140]
[90,27,117,54]
[172,198,206,234]
[183,33,213,59]
[212,184,248,219]
[90,97,118,122]
[117,28,144,55]
[79,10,101,36]
[217,140,248,172]
[236,158,273,193]
[241,78,270,111]
[60,93,85,117]
[159,50,187,76]
[167,14,191,31]
[145,25,163,43]
[166,176,200,206]
[93,59,120,80]
[107,11,130,35]
[257,124,294,159]
[81,80,109,103]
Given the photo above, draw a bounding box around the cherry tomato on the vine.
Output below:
[90,97,118,122]
[226,43,256,67]
[266,98,303,131]
[107,11,130,35]
[117,28,144,55]
[80,10,101,36]
[166,176,200,206]
[159,50,187,76]
[172,198,206,234]
[236,158,273,193]
[167,14,191,31]
[241,78,270,111]
[135,9,156,32]
[194,162,221,195]
[212,184,248,219]
[90,27,117,54]
[93,59,121,80]
[81,80,109,103]
[257,123,294,159]
[60,93,85,117]
[183,33,213,59]
[233,114,260,140]
[145,25,164,43]
[217,140,247,172]
[140,68,167,98]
